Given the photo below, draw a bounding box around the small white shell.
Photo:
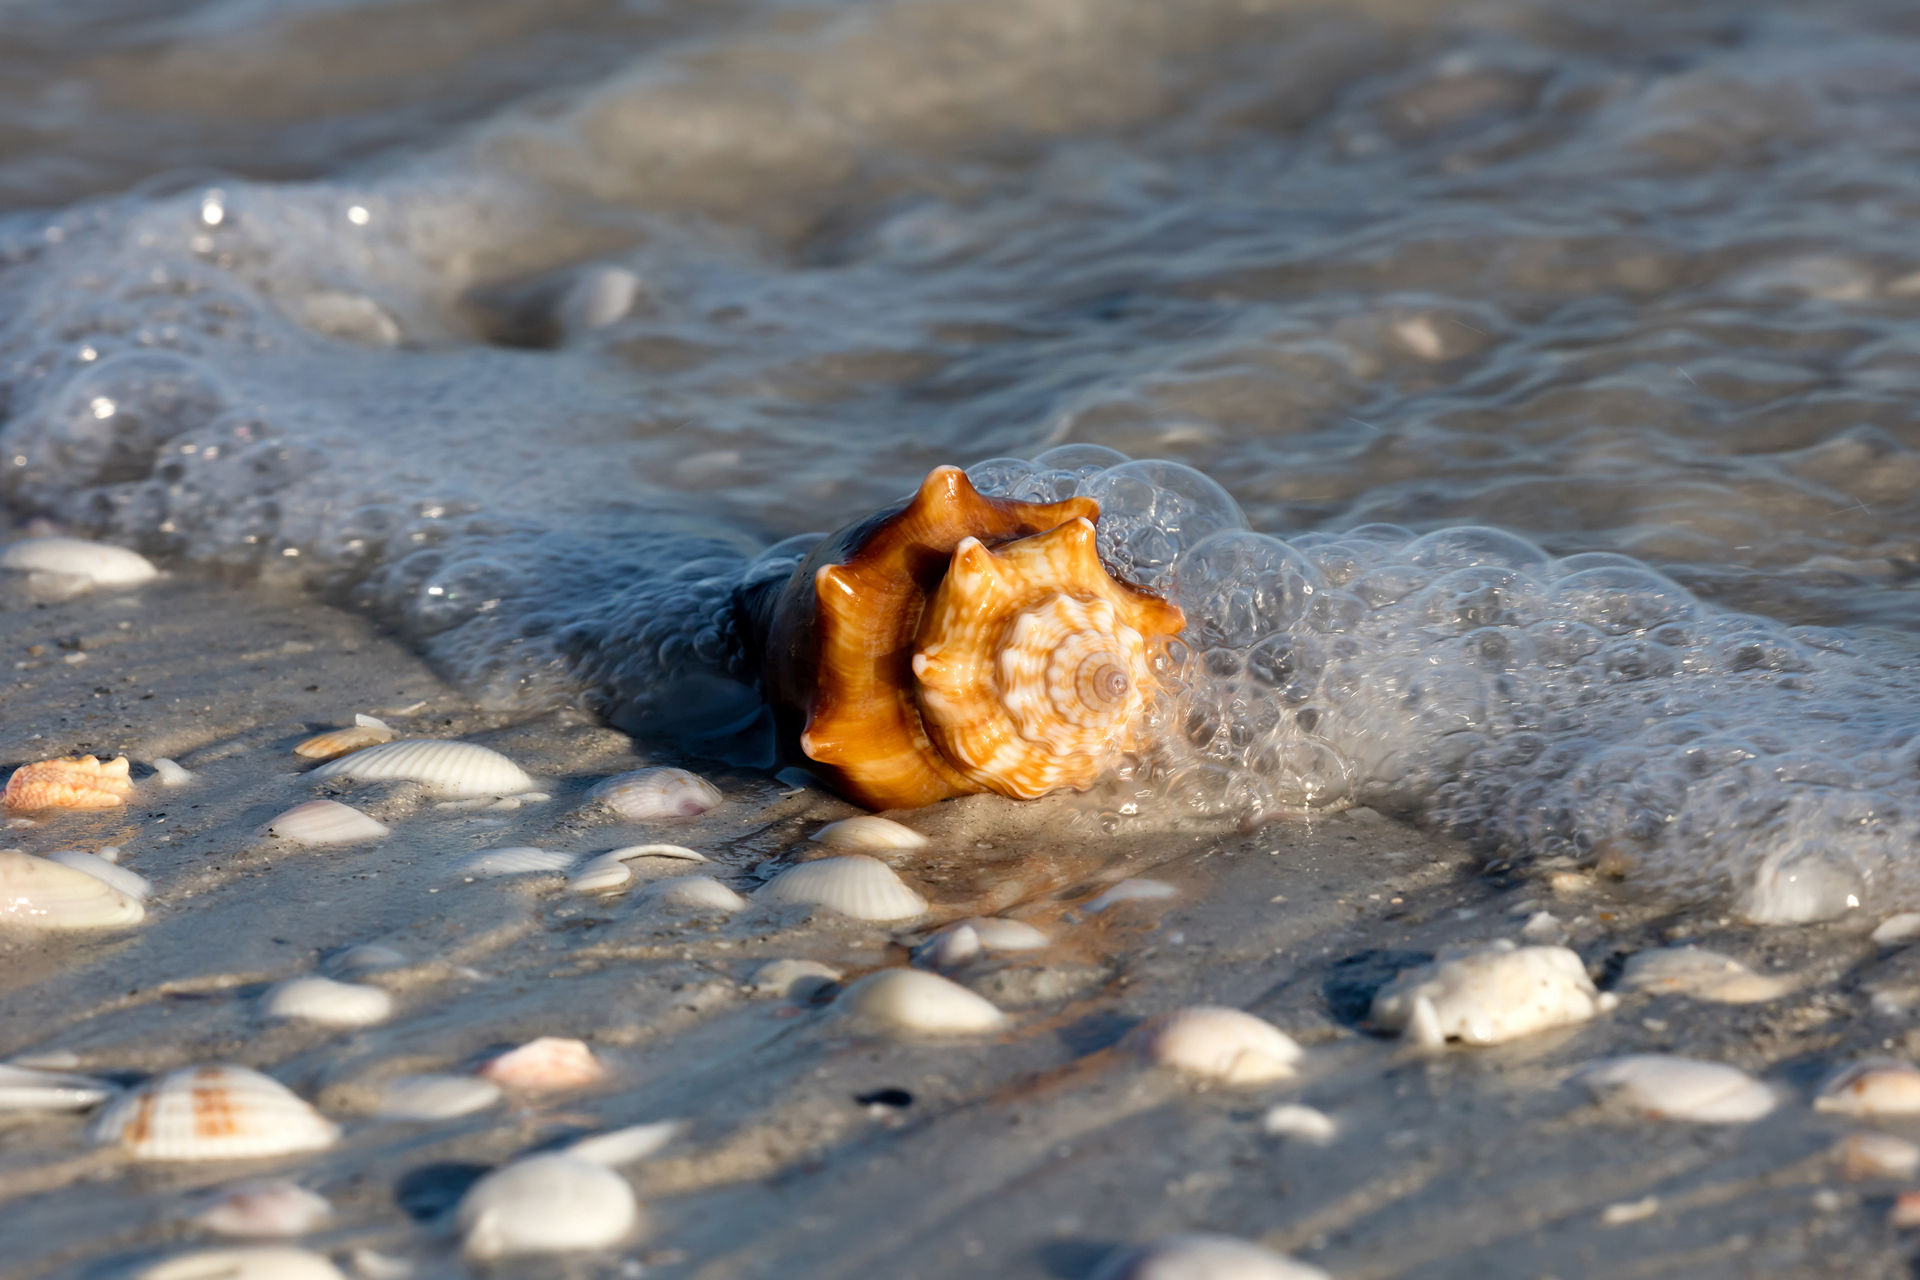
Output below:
[91,1065,339,1160]
[292,715,396,761]
[568,853,633,893]
[0,849,145,929]
[0,1062,113,1111]
[1370,942,1610,1045]
[842,969,1006,1035]
[1574,1055,1778,1124]
[1617,946,1798,1004]
[1088,1234,1331,1280]
[138,1247,346,1280]
[1083,878,1178,914]
[263,799,390,846]
[455,847,575,877]
[913,924,981,970]
[745,958,843,999]
[261,977,393,1028]
[152,757,194,787]
[479,1037,605,1092]
[954,916,1050,951]
[1835,1132,1920,1180]
[191,1179,333,1238]
[375,1074,503,1121]
[590,767,720,820]
[45,848,151,900]
[640,875,747,914]
[1,536,158,586]
[1815,1060,1920,1117]
[812,815,928,850]
[1131,1007,1302,1085]
[458,1153,642,1259]
[311,740,533,797]
[756,855,928,922]
[1873,913,1920,945]
[1263,1104,1337,1144]
[567,1120,681,1167]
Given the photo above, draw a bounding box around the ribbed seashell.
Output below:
[138,1246,346,1280]
[292,715,395,761]
[954,916,1050,950]
[590,767,721,820]
[1815,1060,1920,1116]
[741,466,1184,809]
[1616,946,1799,1004]
[0,850,145,928]
[745,958,843,999]
[2,754,135,810]
[1574,1055,1778,1124]
[261,977,393,1028]
[639,875,748,914]
[1083,878,1177,914]
[842,969,1007,1035]
[755,855,928,922]
[311,739,533,797]
[45,848,151,900]
[1,536,158,586]
[1088,1235,1331,1280]
[91,1065,340,1160]
[1131,1007,1302,1085]
[479,1037,606,1092]
[454,847,575,877]
[458,1153,643,1259]
[1263,1104,1338,1144]
[263,799,390,846]
[152,757,194,787]
[812,816,928,850]
[1370,942,1612,1046]
[0,1061,114,1111]
[375,1074,502,1121]
[567,1120,681,1167]
[191,1179,333,1238]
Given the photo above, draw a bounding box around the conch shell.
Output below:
[742,466,1184,809]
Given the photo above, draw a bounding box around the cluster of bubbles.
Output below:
[971,445,1920,925]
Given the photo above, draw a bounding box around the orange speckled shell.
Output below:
[2,754,134,811]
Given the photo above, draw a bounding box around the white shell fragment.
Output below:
[590,767,720,820]
[191,1179,334,1238]
[756,855,928,922]
[1,536,158,586]
[1263,1104,1338,1144]
[1834,1132,1920,1180]
[263,799,390,846]
[91,1065,340,1160]
[1617,946,1799,1004]
[261,977,394,1028]
[1088,1234,1332,1280]
[567,1120,681,1167]
[811,815,928,850]
[311,739,534,797]
[842,969,1006,1035]
[138,1247,346,1280]
[1370,942,1612,1046]
[458,1153,642,1259]
[569,844,708,894]
[375,1074,503,1121]
[639,875,747,914]
[1873,913,1920,945]
[0,850,145,929]
[152,757,194,787]
[479,1037,606,1092]
[1083,878,1178,914]
[954,916,1050,951]
[745,958,843,999]
[609,843,707,862]
[1132,1007,1302,1085]
[293,715,395,761]
[0,1062,113,1111]
[455,847,575,878]
[914,924,981,971]
[45,848,151,900]
[1574,1055,1779,1124]
[1815,1060,1920,1117]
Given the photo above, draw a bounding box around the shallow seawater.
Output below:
[4,0,1920,920]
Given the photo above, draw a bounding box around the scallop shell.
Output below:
[45,848,151,900]
[1616,946,1798,1004]
[261,977,393,1028]
[639,875,748,914]
[1131,1006,1302,1085]
[138,1247,346,1280]
[310,740,533,796]
[0,850,145,929]
[2,754,135,810]
[479,1037,606,1092]
[1088,1235,1331,1280]
[1370,942,1610,1046]
[292,715,395,761]
[191,1180,333,1238]
[842,969,1006,1035]
[375,1074,502,1121]
[1815,1060,1920,1116]
[458,1153,642,1259]
[756,855,928,922]
[1574,1055,1778,1124]
[1,536,158,586]
[454,847,575,877]
[0,1062,114,1111]
[263,799,390,846]
[589,767,721,820]
[812,816,928,850]
[91,1065,340,1160]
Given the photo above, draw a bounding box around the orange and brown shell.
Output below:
[2,754,135,811]
[743,466,1185,810]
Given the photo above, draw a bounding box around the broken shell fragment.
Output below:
[263,799,389,846]
[91,1065,340,1160]
[1835,1132,1920,1180]
[639,875,748,914]
[479,1037,605,1092]
[567,1120,681,1167]
[1370,942,1611,1045]
[292,715,396,761]
[842,969,1006,1035]
[261,977,393,1028]
[812,815,928,850]
[1815,1060,1920,1117]
[2,754,135,810]
[458,1153,642,1259]
[590,767,720,820]
[1,536,158,586]
[1574,1055,1778,1124]
[0,850,145,929]
[756,855,928,922]
[454,847,575,877]
[1131,1006,1302,1085]
[953,916,1049,951]
[152,758,194,787]
[138,1246,346,1280]
[191,1180,334,1238]
[0,1062,114,1111]
[45,848,151,900]
[1616,946,1798,1004]
[1263,1104,1337,1144]
[1088,1234,1332,1280]
[311,740,533,797]
[376,1074,502,1121]
[569,844,708,893]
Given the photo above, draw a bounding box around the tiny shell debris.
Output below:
[311,739,534,797]
[376,1074,503,1121]
[293,715,396,761]
[1574,1055,1778,1124]
[45,848,151,900]
[1834,1132,1920,1180]
[479,1037,606,1092]
[261,977,394,1028]
[1131,1006,1302,1085]
[1263,1104,1337,1144]
[0,850,146,929]
[0,1061,113,1111]
[746,958,842,1000]
[590,767,721,820]
[811,815,928,850]
[2,754,135,810]
[640,875,748,914]
[1083,878,1178,914]
[0,536,158,587]
[264,799,390,846]
[455,847,575,878]
[137,1246,346,1280]
[1370,942,1613,1046]
[755,855,928,922]
[458,1153,642,1259]
[191,1180,334,1238]
[1815,1060,1920,1117]
[1616,946,1799,1004]
[1087,1234,1331,1280]
[91,1065,340,1160]
[842,969,1006,1035]
[151,757,194,787]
